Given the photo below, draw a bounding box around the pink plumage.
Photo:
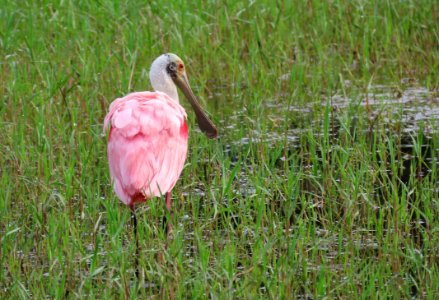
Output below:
[104,91,188,207]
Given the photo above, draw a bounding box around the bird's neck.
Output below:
[150,70,179,103]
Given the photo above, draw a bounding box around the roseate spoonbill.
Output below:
[104,53,217,274]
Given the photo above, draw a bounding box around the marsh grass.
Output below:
[1,0,438,298]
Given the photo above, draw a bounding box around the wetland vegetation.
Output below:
[1,0,438,298]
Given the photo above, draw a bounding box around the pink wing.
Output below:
[104,92,188,206]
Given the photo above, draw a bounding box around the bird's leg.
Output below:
[159,192,173,266]
[165,191,172,211]
[130,205,139,279]
[164,192,173,239]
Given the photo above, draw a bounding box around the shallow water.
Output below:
[225,83,437,141]
[330,84,438,134]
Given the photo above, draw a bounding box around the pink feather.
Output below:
[104,91,188,206]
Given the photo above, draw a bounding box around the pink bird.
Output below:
[104,53,217,273]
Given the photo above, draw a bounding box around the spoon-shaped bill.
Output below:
[172,73,218,138]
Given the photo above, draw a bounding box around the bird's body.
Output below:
[104,91,188,207]
[104,53,217,210]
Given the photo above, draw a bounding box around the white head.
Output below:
[148,53,218,138]
[149,53,182,102]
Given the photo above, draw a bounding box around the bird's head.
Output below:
[150,53,218,139]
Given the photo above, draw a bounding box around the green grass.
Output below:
[1,0,438,298]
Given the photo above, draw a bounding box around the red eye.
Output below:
[178,63,184,70]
